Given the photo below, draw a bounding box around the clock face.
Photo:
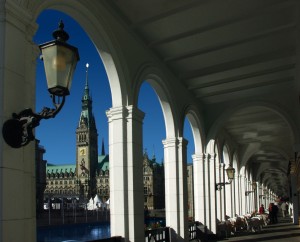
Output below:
[79,148,86,155]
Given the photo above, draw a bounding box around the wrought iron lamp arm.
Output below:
[2,95,65,148]
[38,95,65,120]
[215,181,231,191]
[245,190,255,196]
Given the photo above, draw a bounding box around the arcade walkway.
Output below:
[217,217,300,242]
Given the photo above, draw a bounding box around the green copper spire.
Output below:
[79,63,95,129]
[83,63,90,101]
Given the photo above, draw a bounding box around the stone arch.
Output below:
[240,166,246,177]
[133,63,178,138]
[33,1,129,107]
[206,139,216,154]
[232,152,239,174]
[183,105,205,155]
[207,101,300,145]
[223,144,230,166]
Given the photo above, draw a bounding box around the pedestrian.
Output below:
[281,202,287,217]
[259,204,265,214]
[273,203,278,223]
[268,203,274,224]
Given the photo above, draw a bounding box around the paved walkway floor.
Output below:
[217,216,300,242]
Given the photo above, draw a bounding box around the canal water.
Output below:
[37,222,110,242]
[37,218,165,242]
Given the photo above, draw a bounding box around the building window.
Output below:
[144,186,148,195]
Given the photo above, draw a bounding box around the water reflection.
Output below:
[37,222,110,242]
[37,218,165,241]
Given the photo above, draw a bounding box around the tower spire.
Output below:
[101,138,105,155]
[82,63,91,105]
[85,63,89,93]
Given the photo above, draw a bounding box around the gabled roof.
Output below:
[98,154,109,171]
[46,164,76,173]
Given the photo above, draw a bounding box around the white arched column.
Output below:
[163,137,189,241]
[205,153,217,234]
[178,138,189,240]
[234,174,240,216]
[215,162,222,221]
[220,163,226,221]
[107,106,145,242]
[204,154,210,228]
[245,180,250,213]
[224,167,233,218]
[232,174,238,217]
[240,176,246,215]
[193,154,206,224]
[0,2,38,242]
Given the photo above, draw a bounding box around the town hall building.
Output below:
[43,65,165,210]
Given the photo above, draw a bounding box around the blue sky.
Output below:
[34,9,194,165]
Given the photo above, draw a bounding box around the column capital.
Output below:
[126,105,145,122]
[205,152,216,161]
[192,153,205,162]
[163,137,188,146]
[177,137,189,147]
[106,106,127,121]
[162,137,178,148]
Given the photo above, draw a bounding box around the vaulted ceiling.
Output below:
[103,0,300,197]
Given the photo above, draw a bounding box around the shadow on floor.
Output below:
[217,217,300,242]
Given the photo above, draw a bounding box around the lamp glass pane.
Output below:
[41,44,78,96]
[226,166,235,180]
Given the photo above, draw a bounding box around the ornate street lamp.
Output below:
[2,20,79,148]
[215,165,235,191]
[259,194,265,199]
[245,182,257,196]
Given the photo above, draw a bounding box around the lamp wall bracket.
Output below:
[215,181,231,191]
[2,95,65,148]
[245,191,254,196]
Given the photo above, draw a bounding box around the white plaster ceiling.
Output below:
[104,0,300,197]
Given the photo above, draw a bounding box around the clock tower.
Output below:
[76,64,98,197]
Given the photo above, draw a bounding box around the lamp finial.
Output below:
[52,20,69,42]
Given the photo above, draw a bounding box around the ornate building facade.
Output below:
[143,151,164,210]
[43,66,164,209]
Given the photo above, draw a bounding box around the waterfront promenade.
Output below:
[38,209,300,242]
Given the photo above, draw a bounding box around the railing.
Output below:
[145,227,170,242]
[88,222,204,242]
[88,236,122,242]
[189,222,197,241]
[189,221,209,241]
